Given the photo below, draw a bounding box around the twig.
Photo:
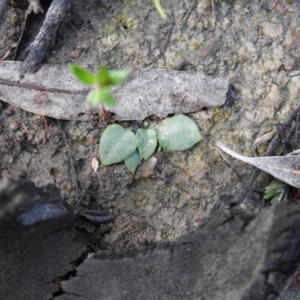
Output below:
[41,115,48,143]
[271,0,280,10]
[295,112,299,145]
[1,49,12,61]
[210,0,217,28]
[281,185,290,204]
[73,182,91,213]
[233,103,300,204]
[0,78,88,95]
[160,15,174,58]
[21,0,71,74]
[180,0,199,30]
[147,13,174,66]
[56,120,79,202]
[266,104,300,154]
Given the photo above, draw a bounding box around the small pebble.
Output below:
[284,53,296,71]
[78,210,115,224]
[69,50,81,58]
[5,107,14,116]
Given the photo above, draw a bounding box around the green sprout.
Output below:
[264,149,300,204]
[69,64,130,117]
[153,0,166,19]
[264,180,286,204]
[69,65,203,175]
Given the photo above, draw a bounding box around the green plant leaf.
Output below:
[87,87,116,107]
[136,128,157,160]
[69,64,95,85]
[125,151,140,174]
[108,70,131,86]
[153,0,166,19]
[95,65,110,87]
[99,87,116,106]
[264,180,286,204]
[87,90,101,107]
[156,114,202,151]
[99,124,137,166]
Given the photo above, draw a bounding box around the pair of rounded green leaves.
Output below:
[99,114,202,174]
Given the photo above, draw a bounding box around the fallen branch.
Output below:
[21,0,71,74]
[57,120,79,203]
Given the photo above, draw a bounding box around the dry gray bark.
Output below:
[0,0,9,21]
[1,179,300,300]
[58,198,300,300]
[0,178,88,300]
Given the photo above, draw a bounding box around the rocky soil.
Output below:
[0,0,300,298]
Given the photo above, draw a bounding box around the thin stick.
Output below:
[147,13,174,65]
[295,112,299,145]
[0,77,88,95]
[210,0,217,28]
[41,115,48,143]
[0,49,11,61]
[281,185,290,204]
[73,182,91,213]
[56,120,79,202]
[180,0,199,29]
[266,104,300,155]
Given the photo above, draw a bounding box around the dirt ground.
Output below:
[0,0,299,266]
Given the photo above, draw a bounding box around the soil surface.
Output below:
[0,0,300,298]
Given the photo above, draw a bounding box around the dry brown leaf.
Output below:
[216,141,300,188]
[0,61,229,121]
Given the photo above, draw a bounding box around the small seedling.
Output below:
[69,64,130,117]
[69,65,203,175]
[264,180,286,204]
[264,149,300,204]
[99,114,202,174]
